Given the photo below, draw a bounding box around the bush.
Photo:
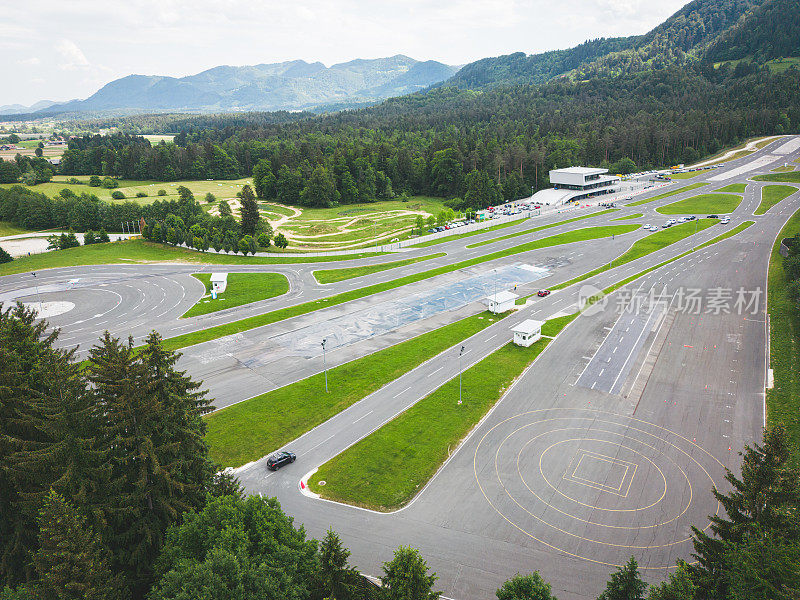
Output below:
[274,232,288,249]
[97,229,110,243]
[88,175,102,187]
[101,177,119,189]
[135,191,148,198]
[257,233,271,248]
[0,246,12,264]
[83,230,96,245]
[205,192,216,203]
[111,191,125,200]
[157,189,167,196]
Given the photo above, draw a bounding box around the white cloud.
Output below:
[19,57,41,66]
[55,39,90,70]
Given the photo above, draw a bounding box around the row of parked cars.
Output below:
[642,214,730,231]
[427,220,474,233]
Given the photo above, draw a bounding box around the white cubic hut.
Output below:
[210,272,228,293]
[483,291,518,314]
[511,319,544,347]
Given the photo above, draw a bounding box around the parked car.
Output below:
[537,290,551,297]
[267,451,296,471]
[707,214,719,219]
[685,215,697,220]
[662,223,672,228]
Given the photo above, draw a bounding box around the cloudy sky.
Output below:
[2,0,689,107]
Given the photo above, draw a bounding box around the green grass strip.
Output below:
[626,182,710,207]
[600,221,754,296]
[669,168,713,179]
[552,219,717,291]
[313,253,445,284]
[155,224,639,352]
[755,185,797,215]
[716,183,747,193]
[0,239,385,276]
[466,209,619,249]
[656,193,743,215]
[205,312,506,467]
[182,273,289,317]
[408,218,527,248]
[612,213,643,221]
[753,172,800,183]
[766,208,800,465]
[308,313,578,511]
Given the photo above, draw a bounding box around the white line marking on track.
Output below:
[352,410,373,424]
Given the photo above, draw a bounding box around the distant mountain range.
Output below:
[11,55,459,117]
[0,100,59,115]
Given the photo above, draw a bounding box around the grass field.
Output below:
[205,312,505,467]
[755,185,797,215]
[716,183,747,193]
[766,207,800,465]
[0,221,32,237]
[656,193,742,215]
[771,166,796,173]
[754,172,800,184]
[466,209,619,249]
[409,218,527,249]
[182,273,289,317]
[0,178,161,204]
[0,239,381,277]
[553,219,717,290]
[626,183,710,207]
[313,253,445,284]
[612,213,643,221]
[670,169,712,179]
[307,313,578,511]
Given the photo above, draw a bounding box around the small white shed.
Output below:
[210,272,228,293]
[512,319,544,347]
[483,290,519,314]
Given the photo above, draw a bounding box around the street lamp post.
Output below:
[321,338,329,393]
[31,272,43,313]
[458,345,465,405]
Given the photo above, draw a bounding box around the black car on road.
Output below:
[267,451,296,471]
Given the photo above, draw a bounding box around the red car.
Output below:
[537,290,551,297]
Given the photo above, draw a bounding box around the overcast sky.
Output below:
[2,0,690,107]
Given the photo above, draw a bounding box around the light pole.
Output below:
[31,272,43,313]
[692,216,699,251]
[458,345,465,405]
[321,338,329,393]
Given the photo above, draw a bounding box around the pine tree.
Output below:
[689,425,800,599]
[381,546,441,600]
[86,333,187,598]
[239,184,260,236]
[317,528,359,600]
[33,490,120,600]
[597,557,647,600]
[0,304,77,585]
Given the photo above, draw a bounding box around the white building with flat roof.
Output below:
[511,319,544,347]
[483,291,518,314]
[527,166,620,206]
[210,272,228,293]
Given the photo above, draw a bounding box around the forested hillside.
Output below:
[704,0,800,63]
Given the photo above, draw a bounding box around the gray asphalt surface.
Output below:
[1,136,798,598]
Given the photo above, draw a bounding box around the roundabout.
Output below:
[473,408,725,568]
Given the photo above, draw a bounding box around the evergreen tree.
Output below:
[381,546,440,600]
[252,159,276,199]
[239,184,260,236]
[33,490,120,600]
[86,333,188,598]
[646,564,695,600]
[0,247,12,264]
[689,425,800,599]
[496,572,557,600]
[301,165,337,207]
[317,529,359,600]
[273,233,288,249]
[218,199,232,217]
[597,557,647,600]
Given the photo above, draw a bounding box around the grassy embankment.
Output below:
[307,313,578,511]
[755,185,798,215]
[205,312,506,467]
[0,239,382,277]
[313,253,445,284]
[656,193,743,215]
[182,273,289,317]
[0,222,32,237]
[551,219,718,291]
[408,218,527,249]
[766,208,800,465]
[716,183,747,193]
[626,182,710,207]
[670,168,713,179]
[754,172,800,184]
[141,223,639,352]
[466,209,619,249]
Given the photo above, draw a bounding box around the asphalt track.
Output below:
[1,137,799,598]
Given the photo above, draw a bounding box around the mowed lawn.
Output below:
[313,253,445,284]
[0,239,378,277]
[183,273,289,317]
[626,182,709,206]
[612,213,643,221]
[766,207,800,465]
[308,313,578,511]
[669,168,713,179]
[754,171,800,184]
[656,193,742,215]
[755,185,798,215]
[205,312,505,467]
